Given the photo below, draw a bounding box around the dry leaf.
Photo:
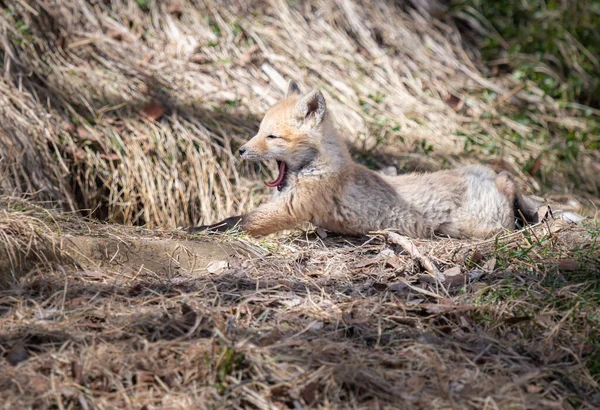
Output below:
[349,258,379,269]
[536,205,553,223]
[61,386,78,398]
[63,122,76,134]
[315,227,327,239]
[80,270,105,279]
[503,316,531,325]
[6,342,28,366]
[76,126,90,139]
[108,30,124,41]
[35,308,58,320]
[207,260,229,274]
[406,376,426,390]
[534,314,555,329]
[190,54,210,64]
[443,266,461,277]
[15,375,49,393]
[166,1,183,15]
[239,44,260,65]
[529,156,543,176]
[378,248,395,259]
[64,297,89,308]
[279,295,302,308]
[468,269,485,281]
[445,93,464,112]
[459,315,472,328]
[446,279,466,291]
[62,145,87,160]
[526,384,543,393]
[72,361,83,384]
[181,303,199,327]
[442,266,466,286]
[135,371,155,384]
[389,282,408,292]
[418,274,438,284]
[100,152,120,161]
[482,258,496,273]
[310,321,323,330]
[257,330,280,346]
[140,102,165,121]
[558,211,585,224]
[301,382,318,404]
[30,376,50,393]
[469,249,484,264]
[372,282,388,291]
[385,256,403,270]
[558,259,578,272]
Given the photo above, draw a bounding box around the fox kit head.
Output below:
[239,80,331,190]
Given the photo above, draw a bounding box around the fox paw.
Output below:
[186,215,243,234]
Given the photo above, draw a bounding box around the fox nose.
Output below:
[238,147,246,156]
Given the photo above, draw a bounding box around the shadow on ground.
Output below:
[1,225,599,408]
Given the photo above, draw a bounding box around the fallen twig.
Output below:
[376,231,442,280]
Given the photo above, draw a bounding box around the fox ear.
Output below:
[286,80,302,98]
[295,90,326,125]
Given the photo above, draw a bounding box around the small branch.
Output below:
[377,231,442,280]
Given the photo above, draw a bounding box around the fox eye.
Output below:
[266,135,278,139]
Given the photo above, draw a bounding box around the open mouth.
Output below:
[264,160,287,191]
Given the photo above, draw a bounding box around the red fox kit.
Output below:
[190,80,539,238]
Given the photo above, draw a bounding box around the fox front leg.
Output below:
[240,203,300,236]
[187,215,244,233]
[188,203,299,237]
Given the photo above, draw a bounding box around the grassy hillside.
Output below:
[1,0,599,409]
[1,0,598,228]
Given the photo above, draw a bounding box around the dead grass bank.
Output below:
[1,0,598,228]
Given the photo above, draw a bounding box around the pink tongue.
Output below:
[264,161,286,188]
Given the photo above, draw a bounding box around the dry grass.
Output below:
[1,0,599,228]
[1,198,599,409]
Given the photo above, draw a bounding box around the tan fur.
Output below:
[196,82,539,239]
